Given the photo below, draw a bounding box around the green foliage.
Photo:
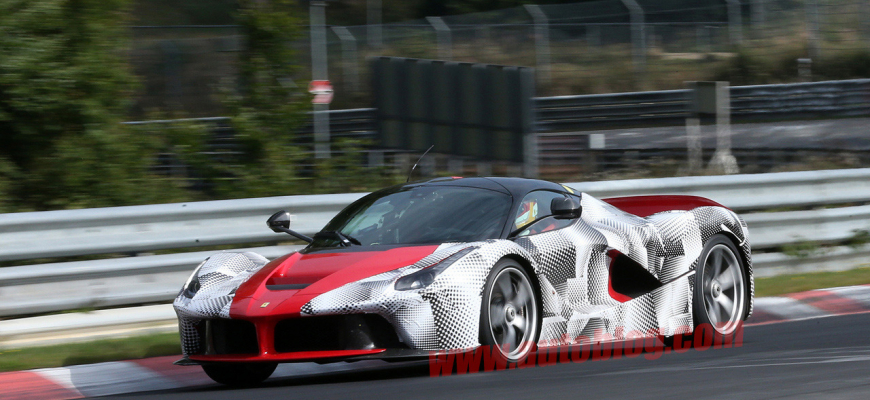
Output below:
[0,156,15,213]
[781,239,823,259]
[210,0,308,198]
[0,332,180,372]
[755,266,870,298]
[131,0,236,25]
[712,45,870,86]
[0,0,190,211]
[814,49,870,80]
[846,229,870,249]
[711,46,804,86]
[212,0,397,198]
[311,137,395,194]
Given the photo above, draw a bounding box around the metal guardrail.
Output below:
[2,168,870,320]
[121,80,869,177]
[534,79,870,133]
[0,193,364,262]
[565,168,870,212]
[534,89,690,132]
[124,108,377,141]
[297,108,377,141]
[0,246,302,317]
[731,79,870,121]
[126,80,869,155]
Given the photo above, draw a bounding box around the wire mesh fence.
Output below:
[122,0,870,181]
[128,0,870,116]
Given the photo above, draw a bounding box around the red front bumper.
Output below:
[188,349,386,363]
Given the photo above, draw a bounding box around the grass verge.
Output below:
[2,268,870,373]
[0,332,180,373]
[754,267,870,298]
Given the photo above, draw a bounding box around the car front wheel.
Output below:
[480,259,540,363]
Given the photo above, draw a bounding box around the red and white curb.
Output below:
[4,284,870,399]
[746,284,870,325]
[0,355,391,399]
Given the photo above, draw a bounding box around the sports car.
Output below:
[173,177,753,385]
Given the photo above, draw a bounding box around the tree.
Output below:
[205,0,309,198]
[0,0,187,210]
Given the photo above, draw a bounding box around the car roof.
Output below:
[410,176,568,199]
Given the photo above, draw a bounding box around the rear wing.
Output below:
[602,195,728,218]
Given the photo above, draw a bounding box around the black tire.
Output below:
[661,234,748,348]
[202,363,277,386]
[479,258,540,363]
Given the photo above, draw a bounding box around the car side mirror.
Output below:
[551,197,581,219]
[267,210,292,232]
[266,210,313,243]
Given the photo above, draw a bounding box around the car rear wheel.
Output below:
[202,362,277,386]
[662,234,747,348]
[694,234,747,335]
[480,259,540,363]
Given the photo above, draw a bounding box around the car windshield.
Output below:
[311,185,512,248]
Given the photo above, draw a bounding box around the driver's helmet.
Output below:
[514,199,539,228]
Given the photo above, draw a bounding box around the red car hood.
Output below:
[229,245,438,318]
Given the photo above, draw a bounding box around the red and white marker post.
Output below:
[309,80,334,105]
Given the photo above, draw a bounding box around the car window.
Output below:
[311,185,512,248]
[514,190,574,237]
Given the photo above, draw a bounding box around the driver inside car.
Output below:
[515,197,561,236]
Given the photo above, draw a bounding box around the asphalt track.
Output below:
[106,312,870,400]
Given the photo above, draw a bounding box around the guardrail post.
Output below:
[686,115,702,172]
[587,134,605,173]
[310,1,330,159]
[806,0,821,60]
[712,82,737,174]
[332,27,360,93]
[367,0,383,49]
[524,4,551,86]
[686,82,703,173]
[688,81,738,174]
[426,17,452,61]
[705,82,738,174]
[724,0,743,45]
[620,0,646,82]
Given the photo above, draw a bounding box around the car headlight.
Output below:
[395,247,477,291]
[180,259,208,298]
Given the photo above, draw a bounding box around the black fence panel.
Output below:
[372,57,535,163]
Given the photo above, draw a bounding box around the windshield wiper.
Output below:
[317,230,362,246]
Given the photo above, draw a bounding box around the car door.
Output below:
[510,190,612,345]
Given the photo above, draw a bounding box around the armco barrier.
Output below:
[565,168,870,212]
[1,169,870,326]
[534,79,870,133]
[0,193,364,262]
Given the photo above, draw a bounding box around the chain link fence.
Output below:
[129,1,870,116]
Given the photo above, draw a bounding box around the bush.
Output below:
[0,0,191,211]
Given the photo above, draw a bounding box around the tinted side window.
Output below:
[514,190,575,236]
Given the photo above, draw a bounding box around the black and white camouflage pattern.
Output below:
[173,192,753,355]
[302,193,753,350]
[173,252,269,355]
